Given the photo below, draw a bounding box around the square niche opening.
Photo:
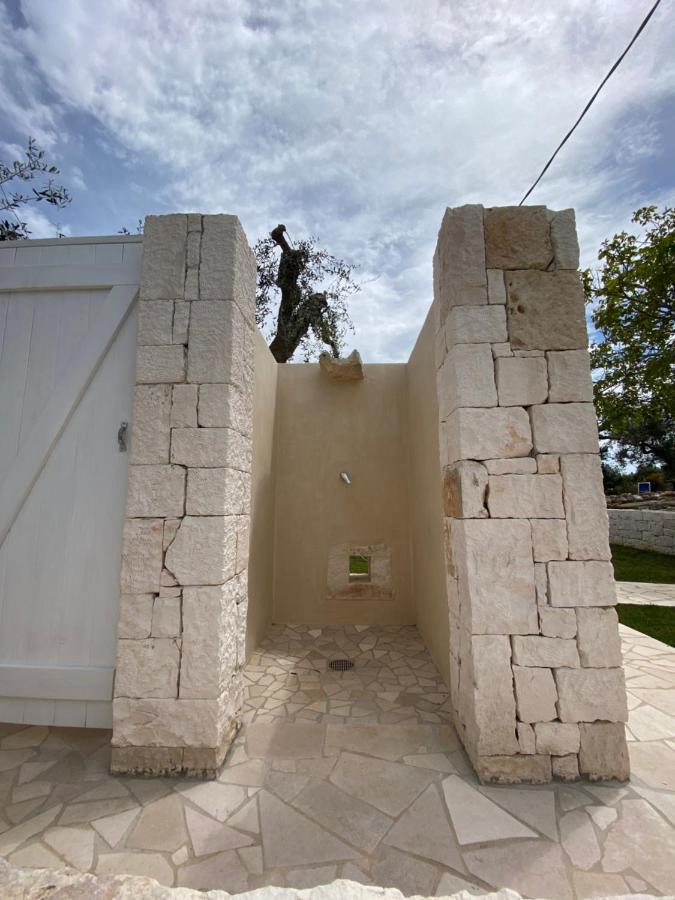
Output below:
[349,554,371,583]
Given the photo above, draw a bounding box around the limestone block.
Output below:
[125,465,185,518]
[484,206,553,270]
[170,384,198,428]
[442,460,488,518]
[187,213,202,231]
[531,519,568,561]
[172,300,190,344]
[434,325,447,369]
[111,745,184,777]
[505,270,587,350]
[433,205,488,322]
[491,342,513,358]
[115,638,180,699]
[561,454,611,560]
[160,568,178,587]
[512,636,580,668]
[550,208,580,270]
[151,596,182,638]
[513,666,557,723]
[484,458,537,475]
[199,383,253,434]
[536,454,559,474]
[187,230,201,268]
[452,519,538,635]
[164,516,237,586]
[547,350,593,402]
[171,427,252,471]
[319,349,364,381]
[187,300,247,385]
[530,403,600,454]
[136,345,186,384]
[517,722,535,754]
[120,518,164,594]
[534,562,548,605]
[112,697,225,748]
[235,515,250,574]
[576,608,622,667]
[474,754,552,785]
[438,343,497,416]
[555,668,628,722]
[534,723,580,755]
[548,561,616,607]
[551,754,579,781]
[118,594,154,639]
[137,300,174,346]
[184,268,199,301]
[129,385,171,464]
[578,723,629,781]
[472,635,519,756]
[139,214,186,300]
[495,356,548,406]
[447,305,507,344]
[199,215,256,322]
[487,268,506,304]
[444,407,532,462]
[180,584,238,699]
[539,607,576,639]
[163,518,180,550]
[186,468,251,516]
[487,474,564,519]
[236,597,248,667]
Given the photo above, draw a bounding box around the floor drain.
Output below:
[328,658,354,671]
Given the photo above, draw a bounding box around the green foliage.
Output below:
[254,233,359,362]
[611,544,675,585]
[0,138,71,240]
[584,205,675,476]
[617,605,675,646]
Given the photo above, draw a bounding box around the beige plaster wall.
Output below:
[406,306,450,686]
[272,363,414,625]
[246,330,279,656]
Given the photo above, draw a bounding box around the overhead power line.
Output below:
[518,0,662,206]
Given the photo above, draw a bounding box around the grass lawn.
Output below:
[610,543,675,584]
[617,604,675,648]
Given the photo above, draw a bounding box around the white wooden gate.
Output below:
[0,236,141,728]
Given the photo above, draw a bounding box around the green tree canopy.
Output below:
[1,138,71,240]
[584,205,675,476]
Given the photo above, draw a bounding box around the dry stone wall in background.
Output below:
[434,204,629,784]
[111,214,256,777]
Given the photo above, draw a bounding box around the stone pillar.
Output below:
[111,214,256,777]
[434,205,629,784]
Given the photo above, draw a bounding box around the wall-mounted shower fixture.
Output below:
[339,471,352,485]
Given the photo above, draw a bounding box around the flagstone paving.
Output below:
[616,581,675,607]
[0,622,674,897]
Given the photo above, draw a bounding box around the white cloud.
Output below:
[3,0,674,359]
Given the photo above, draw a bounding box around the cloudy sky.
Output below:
[1,0,673,361]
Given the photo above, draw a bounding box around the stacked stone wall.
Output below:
[434,204,629,783]
[608,508,675,556]
[111,214,256,777]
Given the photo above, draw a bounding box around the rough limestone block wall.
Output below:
[111,214,256,777]
[608,508,675,556]
[434,204,629,784]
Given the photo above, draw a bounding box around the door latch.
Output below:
[118,421,129,452]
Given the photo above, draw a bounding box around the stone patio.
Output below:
[1,622,675,898]
[616,581,675,607]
